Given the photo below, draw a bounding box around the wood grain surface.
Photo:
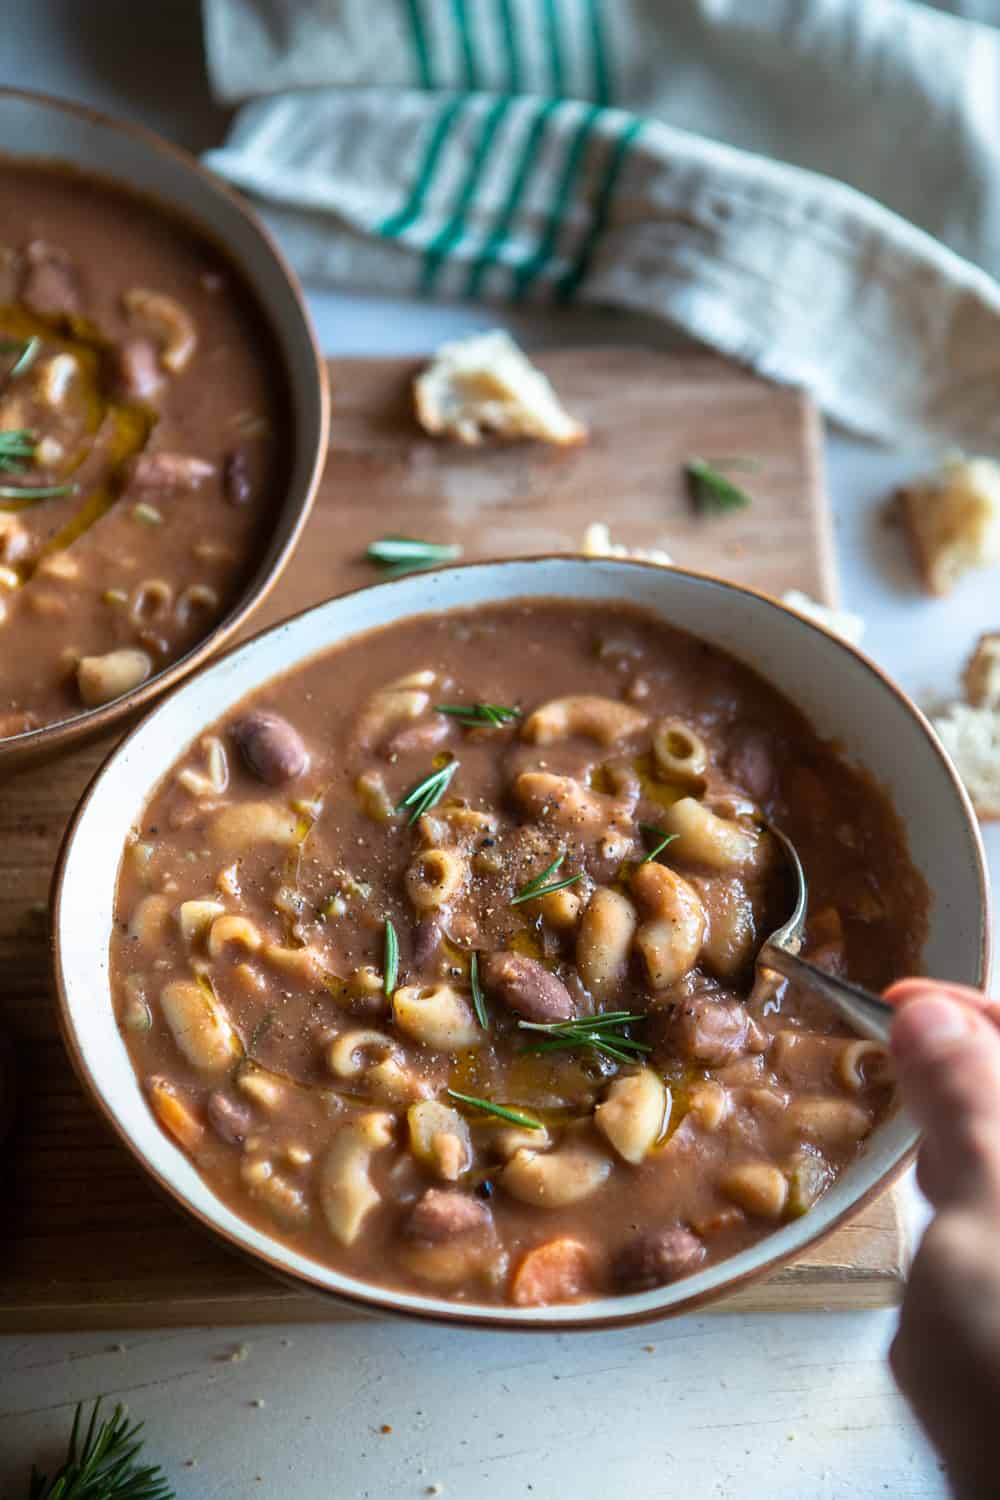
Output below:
[1,350,903,1332]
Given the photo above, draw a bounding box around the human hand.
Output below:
[886,979,1000,1500]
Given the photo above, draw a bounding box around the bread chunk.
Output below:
[898,457,1000,596]
[931,702,1000,819]
[414,331,587,447]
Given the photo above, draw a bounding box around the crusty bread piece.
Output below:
[962,630,1000,710]
[898,456,1000,595]
[414,331,587,447]
[780,589,866,647]
[930,701,1000,819]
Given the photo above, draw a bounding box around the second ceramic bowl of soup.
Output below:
[0,88,328,773]
[52,558,991,1328]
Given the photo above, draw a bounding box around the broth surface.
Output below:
[111,600,927,1308]
[0,162,289,737]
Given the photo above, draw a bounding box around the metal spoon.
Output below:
[753,821,895,1043]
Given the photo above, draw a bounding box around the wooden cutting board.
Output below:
[0,350,907,1332]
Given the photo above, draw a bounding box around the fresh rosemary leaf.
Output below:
[0,481,76,502]
[0,428,37,470]
[395,760,460,824]
[384,917,399,996]
[0,428,76,502]
[470,950,488,1029]
[638,823,679,864]
[27,1398,175,1500]
[447,1089,543,1130]
[519,1013,651,1065]
[511,851,583,906]
[435,702,521,728]
[3,334,41,380]
[684,457,753,515]
[366,536,463,576]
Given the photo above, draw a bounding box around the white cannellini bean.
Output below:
[160,979,240,1071]
[594,1069,668,1165]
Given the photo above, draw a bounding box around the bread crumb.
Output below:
[898,455,1000,595]
[579,521,673,567]
[963,631,1000,710]
[415,331,586,447]
[643,1344,655,1353]
[780,590,866,647]
[380,1424,393,1434]
[228,1343,250,1363]
[427,1485,444,1496]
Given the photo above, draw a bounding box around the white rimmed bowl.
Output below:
[52,558,992,1330]
[0,87,328,774]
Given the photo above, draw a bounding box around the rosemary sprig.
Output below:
[510,851,582,906]
[519,1011,651,1065]
[470,950,488,1029]
[395,760,460,824]
[366,536,463,577]
[638,823,679,864]
[0,482,77,501]
[434,702,521,728]
[684,457,753,515]
[0,429,38,470]
[26,1398,174,1500]
[0,427,76,501]
[2,334,41,381]
[384,917,399,997]
[447,1088,543,1130]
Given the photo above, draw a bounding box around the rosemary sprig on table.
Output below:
[383,917,399,997]
[1,334,41,381]
[26,1398,174,1500]
[684,457,753,515]
[519,1011,651,1065]
[470,950,488,1029]
[394,760,460,824]
[447,1088,542,1130]
[0,427,76,502]
[365,536,463,577]
[638,823,679,864]
[510,851,582,906]
[435,702,521,728]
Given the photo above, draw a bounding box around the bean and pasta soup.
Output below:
[0,162,289,738]
[112,601,927,1309]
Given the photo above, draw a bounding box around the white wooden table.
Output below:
[1,4,995,1494]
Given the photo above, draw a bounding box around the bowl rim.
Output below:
[0,84,330,767]
[50,555,994,1331]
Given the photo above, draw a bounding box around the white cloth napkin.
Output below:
[203,0,1000,446]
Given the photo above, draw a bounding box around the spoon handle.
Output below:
[757,943,894,1043]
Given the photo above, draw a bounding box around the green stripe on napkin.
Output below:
[378,94,468,237]
[404,0,434,89]
[558,113,642,298]
[421,95,514,291]
[465,95,563,297]
[512,102,603,298]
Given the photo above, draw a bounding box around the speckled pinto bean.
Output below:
[481,951,577,1022]
[231,711,310,785]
